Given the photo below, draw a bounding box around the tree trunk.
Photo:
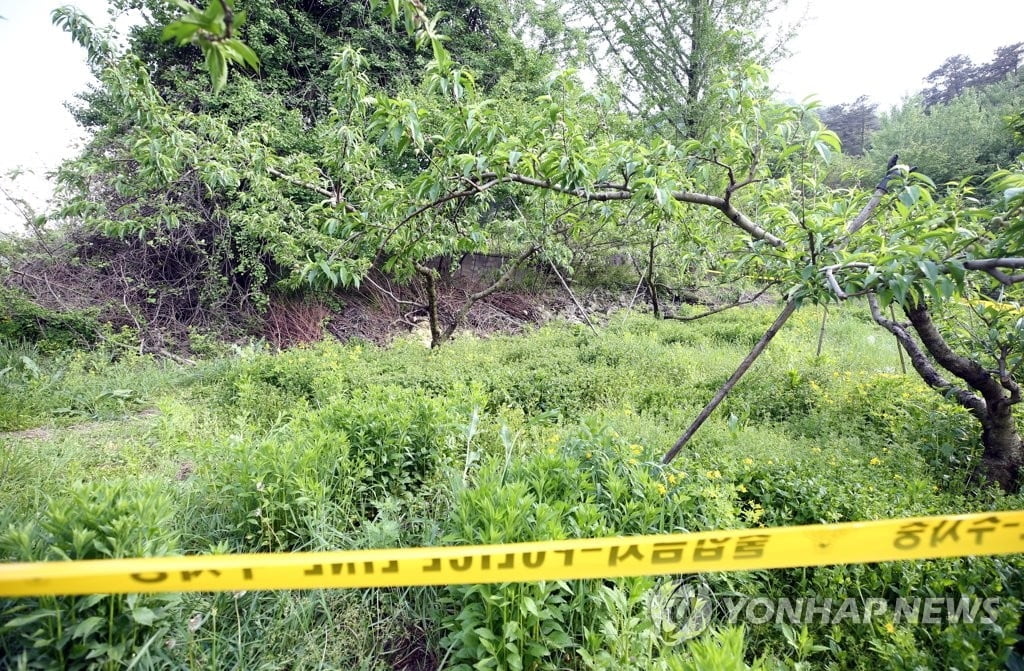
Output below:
[414,263,442,348]
[868,295,1022,493]
[979,401,1024,492]
[646,236,660,318]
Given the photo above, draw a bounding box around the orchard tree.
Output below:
[349,0,1024,490]
[560,0,798,312]
[49,0,561,338]
[63,0,1024,491]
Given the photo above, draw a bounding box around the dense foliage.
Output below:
[1,2,1023,667]
[2,311,1022,668]
[820,43,1024,186]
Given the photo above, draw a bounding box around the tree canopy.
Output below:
[38,0,1024,491]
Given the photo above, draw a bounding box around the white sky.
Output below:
[0,0,116,232]
[1,0,1023,232]
[772,0,1024,108]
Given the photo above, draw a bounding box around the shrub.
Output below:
[438,423,751,670]
[0,481,180,670]
[199,385,459,551]
[0,287,100,352]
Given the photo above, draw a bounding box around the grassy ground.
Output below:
[1,304,1022,669]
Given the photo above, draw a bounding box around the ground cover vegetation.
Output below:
[2,309,1023,668]
[2,0,1024,667]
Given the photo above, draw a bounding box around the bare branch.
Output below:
[868,294,987,419]
[441,244,541,342]
[963,258,1024,285]
[845,154,901,236]
[363,274,424,309]
[820,262,870,299]
[664,283,776,322]
[549,261,598,335]
[267,166,358,213]
[498,173,786,247]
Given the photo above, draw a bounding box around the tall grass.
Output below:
[2,306,1021,669]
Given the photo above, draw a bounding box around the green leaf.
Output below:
[4,610,56,629]
[161,21,199,44]
[545,628,572,648]
[205,45,227,93]
[918,259,938,282]
[899,185,921,208]
[168,0,200,12]
[813,140,832,163]
[222,38,260,71]
[72,616,105,639]
[521,596,539,617]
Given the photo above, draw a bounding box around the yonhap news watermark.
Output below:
[647,577,1002,641]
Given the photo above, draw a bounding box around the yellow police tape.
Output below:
[2,511,1022,597]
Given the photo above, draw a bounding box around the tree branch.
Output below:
[868,294,987,420]
[440,244,541,343]
[902,300,1013,408]
[549,260,598,335]
[664,283,776,322]
[844,154,901,236]
[267,166,358,213]
[963,258,1024,285]
[413,262,442,347]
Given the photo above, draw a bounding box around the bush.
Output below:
[198,384,459,551]
[438,423,752,670]
[0,287,100,352]
[0,481,180,669]
[3,307,1021,669]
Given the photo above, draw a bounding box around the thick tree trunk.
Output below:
[869,295,1022,492]
[979,401,1024,492]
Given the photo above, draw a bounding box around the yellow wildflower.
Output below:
[656,483,667,495]
[743,458,754,466]
[869,457,882,466]
[736,484,748,493]
[706,469,722,479]
[811,447,822,454]
[884,622,896,635]
[629,444,643,455]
